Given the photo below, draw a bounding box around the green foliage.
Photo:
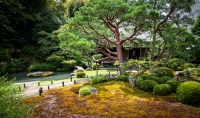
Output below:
[76,72,86,78]
[166,79,180,93]
[183,68,200,77]
[153,84,171,96]
[176,81,200,106]
[184,63,195,69]
[92,76,109,85]
[161,76,173,83]
[124,59,149,75]
[152,67,174,78]
[28,63,56,71]
[139,74,164,84]
[167,58,186,71]
[117,75,128,82]
[147,76,164,84]
[79,85,93,97]
[137,80,158,92]
[192,15,200,36]
[0,75,32,117]
[62,60,77,71]
[92,63,100,70]
[134,76,144,85]
[76,68,85,73]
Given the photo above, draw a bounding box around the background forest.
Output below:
[0,0,200,75]
[0,0,88,74]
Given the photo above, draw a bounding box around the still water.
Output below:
[8,71,71,83]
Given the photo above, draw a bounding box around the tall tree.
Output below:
[144,0,195,60]
[59,0,150,67]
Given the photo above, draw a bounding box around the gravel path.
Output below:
[16,82,74,97]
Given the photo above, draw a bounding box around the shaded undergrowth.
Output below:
[25,81,200,118]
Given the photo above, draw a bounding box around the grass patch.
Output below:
[25,81,200,117]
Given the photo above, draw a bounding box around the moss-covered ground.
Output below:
[25,81,200,118]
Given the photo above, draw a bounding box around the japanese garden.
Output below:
[1,0,200,117]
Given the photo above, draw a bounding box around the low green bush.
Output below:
[137,80,158,92]
[117,75,128,82]
[79,86,93,97]
[28,63,56,71]
[92,76,108,85]
[92,63,100,70]
[183,68,200,77]
[76,72,86,78]
[166,79,180,93]
[147,76,164,84]
[152,67,174,78]
[184,63,195,69]
[153,84,171,96]
[76,68,85,73]
[123,72,132,77]
[134,76,143,85]
[176,81,200,106]
[161,76,173,83]
[167,58,185,71]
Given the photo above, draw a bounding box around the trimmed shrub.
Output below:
[92,63,100,70]
[147,76,164,84]
[92,76,108,85]
[76,68,85,73]
[153,84,171,96]
[161,76,173,83]
[79,86,93,97]
[183,68,200,77]
[137,80,158,92]
[152,67,174,78]
[134,76,143,85]
[167,58,185,71]
[76,72,86,78]
[176,81,200,106]
[184,63,195,69]
[166,79,180,93]
[117,75,128,82]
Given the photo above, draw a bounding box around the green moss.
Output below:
[153,84,171,96]
[176,81,200,106]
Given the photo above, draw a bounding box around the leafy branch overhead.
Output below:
[59,0,150,63]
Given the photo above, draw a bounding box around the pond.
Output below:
[8,71,71,83]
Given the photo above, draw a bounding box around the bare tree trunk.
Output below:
[116,42,123,74]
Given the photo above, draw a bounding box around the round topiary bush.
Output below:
[79,86,93,97]
[76,72,86,78]
[152,67,174,78]
[117,75,128,82]
[184,63,195,69]
[147,76,164,84]
[137,80,158,92]
[176,81,200,106]
[153,84,171,96]
[167,58,185,71]
[161,76,173,83]
[166,79,180,93]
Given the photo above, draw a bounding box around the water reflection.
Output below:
[8,71,71,83]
